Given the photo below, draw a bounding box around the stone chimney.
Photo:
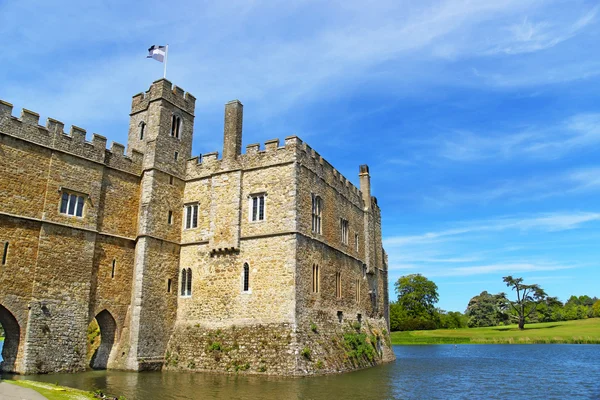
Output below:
[223,100,243,160]
[359,164,371,210]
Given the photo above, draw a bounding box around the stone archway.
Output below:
[89,309,117,370]
[0,304,20,372]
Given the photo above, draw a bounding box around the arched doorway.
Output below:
[88,310,116,370]
[0,304,20,372]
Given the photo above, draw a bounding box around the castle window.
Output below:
[2,242,8,265]
[340,219,349,245]
[336,272,342,298]
[311,195,322,234]
[249,194,265,222]
[174,151,179,161]
[168,210,173,225]
[139,121,146,140]
[312,264,320,293]
[355,233,359,252]
[184,204,198,229]
[355,278,360,302]
[60,191,85,217]
[111,259,116,278]
[362,264,367,278]
[181,268,192,297]
[242,263,250,292]
[167,279,172,293]
[171,114,182,139]
[169,175,174,185]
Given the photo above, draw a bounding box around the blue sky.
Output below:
[1,0,599,312]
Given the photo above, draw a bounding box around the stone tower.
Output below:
[125,79,196,370]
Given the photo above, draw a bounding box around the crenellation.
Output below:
[20,109,40,125]
[92,133,108,150]
[202,151,219,162]
[110,142,125,156]
[46,118,65,134]
[246,143,260,154]
[0,100,14,117]
[265,138,280,152]
[70,125,87,143]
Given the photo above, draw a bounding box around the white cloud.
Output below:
[383,211,600,247]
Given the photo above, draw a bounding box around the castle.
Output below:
[0,79,394,375]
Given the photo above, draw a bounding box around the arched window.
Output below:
[312,264,319,293]
[171,114,182,139]
[139,121,146,140]
[181,269,187,296]
[186,268,192,296]
[336,272,342,298]
[243,263,250,292]
[311,195,322,234]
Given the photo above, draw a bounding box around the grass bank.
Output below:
[5,380,98,400]
[391,318,600,345]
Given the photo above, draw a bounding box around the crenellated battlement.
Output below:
[184,134,366,208]
[131,78,196,116]
[0,100,143,175]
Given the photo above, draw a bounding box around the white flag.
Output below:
[147,45,166,62]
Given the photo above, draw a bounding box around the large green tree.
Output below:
[395,274,439,318]
[465,291,508,327]
[500,276,547,330]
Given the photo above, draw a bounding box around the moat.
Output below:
[2,343,599,399]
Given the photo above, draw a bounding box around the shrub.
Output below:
[301,347,311,360]
[310,322,318,333]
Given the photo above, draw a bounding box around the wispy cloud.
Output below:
[485,6,598,55]
[434,113,600,162]
[383,211,600,246]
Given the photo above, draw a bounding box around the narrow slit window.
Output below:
[312,264,320,293]
[186,268,192,296]
[2,242,8,265]
[356,278,360,302]
[139,121,146,140]
[111,259,116,278]
[167,279,172,293]
[174,151,179,161]
[355,233,359,252]
[169,175,174,185]
[243,263,250,292]
[336,272,342,298]
[168,210,173,225]
[180,269,187,296]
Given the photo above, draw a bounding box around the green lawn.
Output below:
[5,380,98,400]
[391,318,600,345]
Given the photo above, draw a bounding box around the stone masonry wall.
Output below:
[0,93,143,373]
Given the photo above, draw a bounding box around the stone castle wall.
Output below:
[0,79,393,375]
[0,96,141,373]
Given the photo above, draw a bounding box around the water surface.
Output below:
[2,344,600,399]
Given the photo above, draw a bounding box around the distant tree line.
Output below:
[389,274,600,331]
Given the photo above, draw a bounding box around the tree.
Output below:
[394,274,439,318]
[500,276,547,330]
[465,291,508,327]
[593,300,600,318]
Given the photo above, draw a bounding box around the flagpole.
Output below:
[164,44,169,79]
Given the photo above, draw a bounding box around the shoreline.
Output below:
[391,318,600,345]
